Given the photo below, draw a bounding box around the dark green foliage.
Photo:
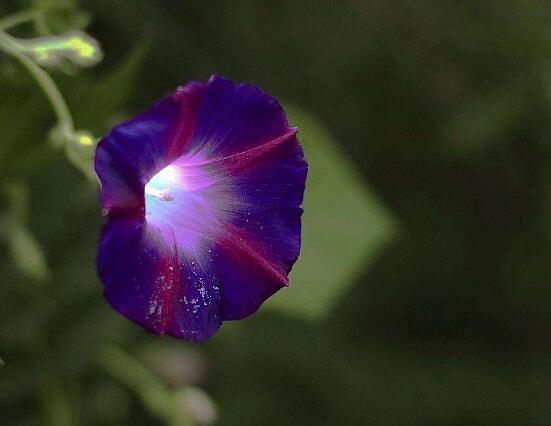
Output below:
[2,0,551,425]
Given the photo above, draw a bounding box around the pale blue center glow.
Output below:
[145,165,179,219]
[143,163,227,252]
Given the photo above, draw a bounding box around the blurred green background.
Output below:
[2,0,551,425]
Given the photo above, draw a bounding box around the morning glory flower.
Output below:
[95,76,307,341]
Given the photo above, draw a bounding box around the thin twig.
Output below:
[0,9,37,31]
[0,29,74,137]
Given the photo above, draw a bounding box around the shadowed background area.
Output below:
[2,0,551,425]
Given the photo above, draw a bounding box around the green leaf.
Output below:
[266,106,398,319]
[2,182,50,282]
[10,225,50,282]
[40,377,76,426]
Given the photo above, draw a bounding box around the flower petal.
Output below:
[95,82,205,213]
[95,76,307,340]
[98,216,222,341]
[182,75,290,162]
[184,131,307,319]
[163,79,307,318]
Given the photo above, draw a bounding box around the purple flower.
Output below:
[94,76,307,341]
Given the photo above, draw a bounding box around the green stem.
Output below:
[99,345,195,425]
[40,377,75,426]
[0,29,74,137]
[0,9,37,31]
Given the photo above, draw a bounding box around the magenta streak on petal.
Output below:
[138,223,223,340]
[142,228,182,333]
[165,83,206,163]
[183,127,298,167]
[218,224,289,286]
[172,127,299,191]
[144,127,299,241]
